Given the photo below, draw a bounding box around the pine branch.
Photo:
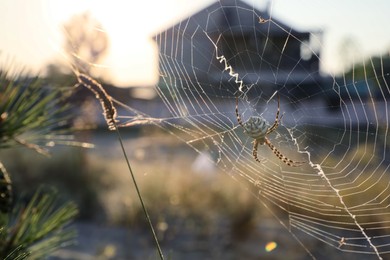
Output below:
[0,69,92,152]
[0,188,78,259]
[0,66,83,259]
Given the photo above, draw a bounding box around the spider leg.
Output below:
[266,94,280,135]
[264,137,304,167]
[252,139,262,163]
[235,96,245,128]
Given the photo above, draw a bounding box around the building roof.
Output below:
[154,0,323,100]
[156,0,309,40]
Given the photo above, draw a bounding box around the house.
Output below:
[70,0,332,129]
[154,0,325,101]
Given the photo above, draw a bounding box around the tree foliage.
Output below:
[0,68,80,259]
[63,12,109,74]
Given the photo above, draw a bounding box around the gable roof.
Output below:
[156,0,309,39]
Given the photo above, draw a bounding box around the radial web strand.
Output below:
[74,1,390,259]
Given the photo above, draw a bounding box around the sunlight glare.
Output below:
[88,2,162,86]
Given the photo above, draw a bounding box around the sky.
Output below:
[0,0,389,87]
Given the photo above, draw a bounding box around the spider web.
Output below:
[84,1,389,259]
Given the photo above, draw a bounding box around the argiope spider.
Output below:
[235,95,304,167]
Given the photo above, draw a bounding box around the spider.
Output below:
[235,95,304,167]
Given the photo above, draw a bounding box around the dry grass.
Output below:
[92,137,262,242]
[2,131,264,239]
[4,129,388,259]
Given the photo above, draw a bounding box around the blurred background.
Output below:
[1,0,390,85]
[1,0,389,259]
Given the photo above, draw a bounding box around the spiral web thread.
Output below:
[75,1,390,259]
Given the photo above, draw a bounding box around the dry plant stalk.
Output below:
[76,73,118,130]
